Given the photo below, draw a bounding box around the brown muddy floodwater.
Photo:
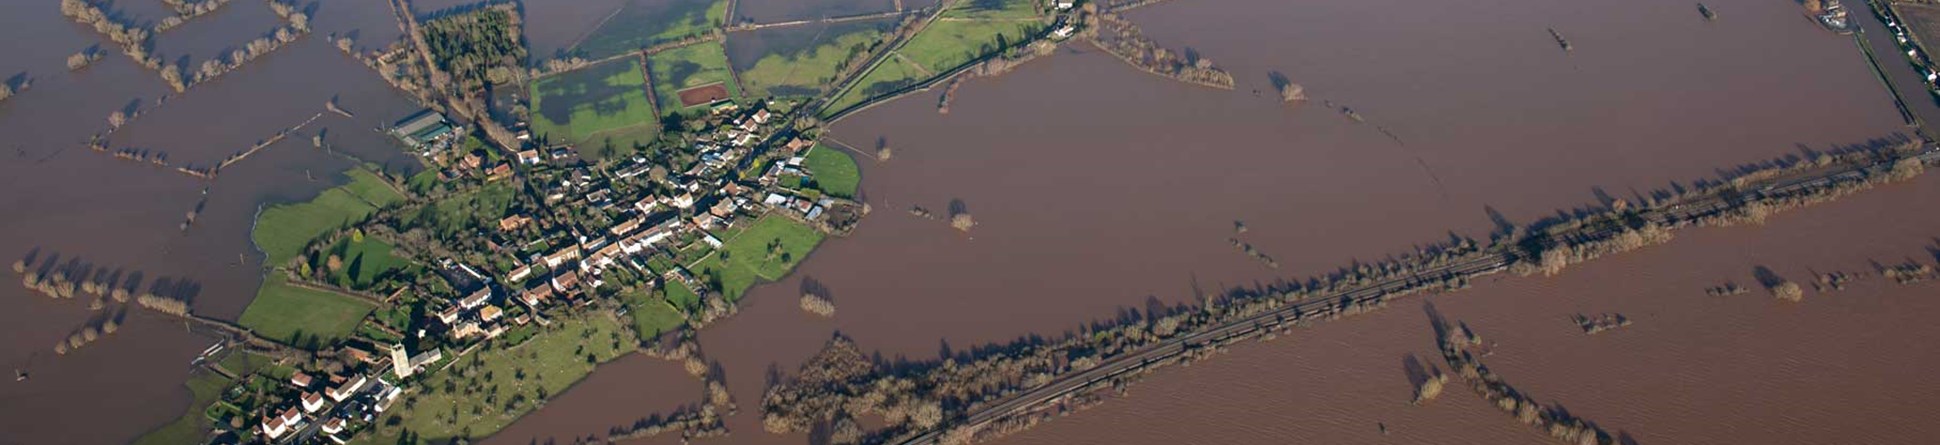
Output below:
[998,160,1940,445]
[733,0,898,24]
[681,0,1918,442]
[0,0,1929,443]
[0,0,425,442]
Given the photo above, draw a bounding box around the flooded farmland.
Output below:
[997,168,1940,445]
[0,0,1934,442]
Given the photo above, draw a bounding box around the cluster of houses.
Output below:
[1881,10,1940,97]
[254,369,399,444]
[233,100,852,444]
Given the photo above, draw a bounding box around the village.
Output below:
[195,94,864,444]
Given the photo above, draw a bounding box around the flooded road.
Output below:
[0,0,1930,442]
[998,165,1940,445]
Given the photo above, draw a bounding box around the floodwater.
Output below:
[0,0,423,442]
[733,0,898,24]
[1000,166,1940,445]
[692,0,1915,441]
[0,0,1930,443]
[480,353,703,445]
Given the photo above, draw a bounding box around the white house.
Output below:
[301,391,326,413]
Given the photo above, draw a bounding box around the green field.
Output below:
[648,41,740,115]
[823,58,923,117]
[237,275,377,346]
[575,0,727,59]
[945,0,1042,20]
[373,311,630,442]
[132,368,232,445]
[254,168,401,267]
[736,25,885,97]
[803,145,861,198]
[692,214,824,300]
[624,290,686,341]
[529,59,659,155]
[344,168,407,206]
[898,20,1040,73]
[412,182,518,240]
[320,236,414,289]
[665,279,700,311]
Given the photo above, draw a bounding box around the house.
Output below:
[551,271,582,295]
[752,109,772,125]
[452,321,484,339]
[521,285,555,307]
[508,264,533,283]
[1055,0,1073,9]
[609,218,643,237]
[784,138,814,154]
[487,163,514,181]
[260,415,291,440]
[460,153,483,170]
[634,196,661,214]
[327,375,368,402]
[671,192,696,209]
[321,418,346,435]
[1053,25,1075,39]
[437,306,461,325]
[458,288,492,310]
[301,392,326,413]
[517,149,542,165]
[499,215,531,232]
[290,372,314,389]
[544,248,581,268]
[481,305,504,322]
[701,233,724,249]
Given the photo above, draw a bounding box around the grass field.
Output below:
[898,19,1039,73]
[530,59,658,154]
[803,144,861,198]
[132,368,232,445]
[623,290,686,341]
[237,275,377,346]
[415,182,518,240]
[378,311,630,442]
[665,279,701,311]
[343,168,407,206]
[823,57,923,117]
[575,0,728,59]
[322,236,413,289]
[945,0,1041,20]
[691,214,823,300]
[736,25,885,97]
[254,168,400,266]
[648,41,740,116]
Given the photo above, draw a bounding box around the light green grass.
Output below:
[648,41,740,115]
[530,59,658,152]
[823,58,923,117]
[944,0,1042,20]
[132,368,232,445]
[739,28,883,97]
[322,236,412,289]
[803,144,861,198]
[376,311,630,442]
[692,214,823,300]
[238,275,377,346]
[343,168,407,207]
[253,167,400,266]
[665,279,700,311]
[624,291,686,341]
[899,20,1039,73]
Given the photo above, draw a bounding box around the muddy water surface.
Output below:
[1000,165,1940,445]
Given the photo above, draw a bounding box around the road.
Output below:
[885,145,1939,445]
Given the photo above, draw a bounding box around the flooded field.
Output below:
[997,167,1940,445]
[479,354,703,445]
[725,18,897,97]
[733,0,897,24]
[0,0,1932,442]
